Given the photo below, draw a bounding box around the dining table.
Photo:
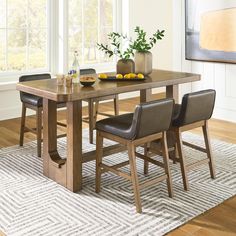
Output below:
[16,69,200,192]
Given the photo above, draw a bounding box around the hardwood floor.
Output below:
[0,95,235,236]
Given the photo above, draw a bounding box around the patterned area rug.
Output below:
[0,130,236,236]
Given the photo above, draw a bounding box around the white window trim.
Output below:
[0,0,53,83]
[0,0,124,84]
[58,0,123,74]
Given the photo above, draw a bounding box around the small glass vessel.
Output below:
[69,51,80,83]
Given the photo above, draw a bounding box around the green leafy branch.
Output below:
[131,26,165,53]
[97,26,165,59]
[97,32,134,60]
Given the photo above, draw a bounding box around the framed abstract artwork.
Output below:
[185,0,236,63]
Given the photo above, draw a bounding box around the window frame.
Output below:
[62,0,123,74]
[0,0,52,81]
[0,0,123,81]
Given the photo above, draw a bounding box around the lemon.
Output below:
[116,74,123,79]
[98,73,108,79]
[137,73,144,79]
[124,74,131,79]
[129,73,136,79]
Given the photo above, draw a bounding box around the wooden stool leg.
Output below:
[128,143,142,213]
[114,95,119,115]
[88,99,94,144]
[93,101,98,123]
[202,122,216,179]
[144,143,149,175]
[175,129,189,191]
[96,131,103,193]
[162,132,174,198]
[19,104,26,146]
[36,108,42,157]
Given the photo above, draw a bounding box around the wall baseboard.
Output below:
[213,108,236,123]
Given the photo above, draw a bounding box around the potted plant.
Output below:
[131,27,165,75]
[97,32,135,75]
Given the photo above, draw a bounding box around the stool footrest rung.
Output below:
[139,175,167,189]
[24,127,37,134]
[135,152,164,168]
[187,159,209,171]
[183,141,207,153]
[100,163,131,180]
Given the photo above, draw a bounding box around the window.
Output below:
[0,0,48,73]
[68,0,117,67]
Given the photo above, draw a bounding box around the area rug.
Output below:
[0,130,236,236]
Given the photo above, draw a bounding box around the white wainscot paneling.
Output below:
[225,64,236,99]
[213,64,236,122]
[191,61,204,91]
[0,89,23,121]
[203,62,215,89]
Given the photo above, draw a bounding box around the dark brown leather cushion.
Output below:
[173,89,216,127]
[172,104,181,120]
[96,113,134,139]
[96,98,174,140]
[21,94,44,107]
[80,68,96,75]
[19,74,51,107]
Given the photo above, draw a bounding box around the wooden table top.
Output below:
[16,69,200,102]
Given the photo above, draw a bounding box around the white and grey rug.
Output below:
[0,130,236,236]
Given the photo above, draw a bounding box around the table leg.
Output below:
[140,89,152,103]
[43,98,82,192]
[166,85,179,103]
[140,89,152,174]
[43,98,67,187]
[66,100,83,192]
[166,85,179,161]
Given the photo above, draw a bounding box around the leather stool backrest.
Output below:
[174,89,216,127]
[130,98,174,139]
[19,74,51,102]
[80,68,96,75]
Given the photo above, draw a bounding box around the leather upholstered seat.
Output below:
[96,99,174,140]
[96,113,134,139]
[172,89,216,127]
[19,73,50,107]
[170,89,216,191]
[95,98,174,213]
[19,73,66,158]
[21,94,43,107]
[81,69,120,144]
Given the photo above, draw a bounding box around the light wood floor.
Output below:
[0,95,235,236]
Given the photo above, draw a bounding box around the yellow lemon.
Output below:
[124,74,131,79]
[116,74,123,79]
[137,73,144,79]
[129,73,136,79]
[98,73,108,79]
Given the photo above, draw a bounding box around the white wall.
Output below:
[173,0,236,123]
[128,0,173,70]
[0,83,22,121]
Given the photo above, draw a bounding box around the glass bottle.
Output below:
[69,51,80,83]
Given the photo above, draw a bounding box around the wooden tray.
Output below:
[98,76,146,82]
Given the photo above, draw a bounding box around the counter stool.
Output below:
[19,74,66,157]
[170,89,216,190]
[81,69,119,144]
[95,99,174,213]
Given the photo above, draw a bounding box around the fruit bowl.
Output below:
[80,76,96,86]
